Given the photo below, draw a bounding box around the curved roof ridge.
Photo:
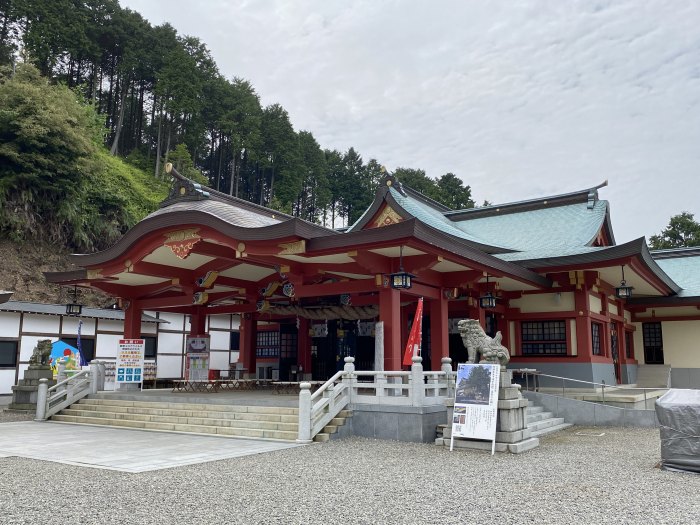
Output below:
[445,180,608,220]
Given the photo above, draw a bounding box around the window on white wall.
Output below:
[0,340,19,367]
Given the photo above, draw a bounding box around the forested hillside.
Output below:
[0,0,478,302]
[1,0,476,234]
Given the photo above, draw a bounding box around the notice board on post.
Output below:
[450,363,501,455]
[116,339,145,388]
[185,335,210,381]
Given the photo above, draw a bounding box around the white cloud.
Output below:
[123,0,700,242]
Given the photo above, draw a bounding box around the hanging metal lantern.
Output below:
[615,265,634,299]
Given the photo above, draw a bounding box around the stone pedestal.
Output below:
[8,366,56,411]
[438,369,539,454]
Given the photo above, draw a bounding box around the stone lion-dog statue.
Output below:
[28,339,52,367]
[457,319,510,367]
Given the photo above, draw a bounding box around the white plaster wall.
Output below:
[95,334,122,359]
[158,332,184,355]
[624,310,631,323]
[97,319,124,333]
[608,302,618,316]
[230,350,240,364]
[209,350,229,370]
[508,321,516,353]
[0,370,16,395]
[509,292,574,313]
[661,321,700,368]
[20,335,49,361]
[209,315,232,329]
[62,317,95,336]
[569,319,578,356]
[589,294,602,314]
[209,331,230,351]
[633,325,645,362]
[158,312,185,329]
[22,314,60,335]
[157,355,183,378]
[0,312,21,338]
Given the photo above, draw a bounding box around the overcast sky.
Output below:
[122,0,700,243]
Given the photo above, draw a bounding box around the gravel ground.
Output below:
[0,425,698,525]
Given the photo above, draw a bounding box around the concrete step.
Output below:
[52,414,299,440]
[55,397,352,443]
[60,409,300,432]
[526,405,544,415]
[529,422,574,438]
[73,402,299,423]
[525,411,553,424]
[78,397,298,415]
[527,417,565,432]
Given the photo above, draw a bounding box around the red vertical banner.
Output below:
[402,297,423,367]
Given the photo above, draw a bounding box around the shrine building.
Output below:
[45,171,700,388]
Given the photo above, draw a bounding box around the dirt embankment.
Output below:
[0,239,111,307]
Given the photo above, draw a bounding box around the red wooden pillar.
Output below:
[297,317,311,377]
[123,300,142,339]
[189,306,207,336]
[430,294,449,369]
[574,287,592,359]
[379,287,401,371]
[239,313,257,377]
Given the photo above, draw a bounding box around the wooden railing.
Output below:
[297,356,455,442]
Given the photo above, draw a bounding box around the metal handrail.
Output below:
[517,369,669,408]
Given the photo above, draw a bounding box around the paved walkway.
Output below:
[0,421,302,473]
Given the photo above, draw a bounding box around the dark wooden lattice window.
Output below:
[256,331,280,358]
[521,321,567,355]
[642,322,664,364]
[0,340,18,367]
[591,323,602,355]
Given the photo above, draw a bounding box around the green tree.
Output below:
[0,63,103,246]
[649,212,700,249]
[435,172,474,210]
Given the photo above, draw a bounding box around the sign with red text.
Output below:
[116,339,145,385]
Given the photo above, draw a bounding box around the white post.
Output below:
[410,356,425,406]
[376,372,387,398]
[97,361,106,390]
[57,361,67,393]
[441,357,453,397]
[89,361,99,395]
[297,382,313,443]
[374,321,384,371]
[35,378,48,421]
[342,356,356,403]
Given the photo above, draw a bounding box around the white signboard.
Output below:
[116,339,145,387]
[450,363,501,455]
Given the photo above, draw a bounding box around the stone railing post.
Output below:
[410,356,425,406]
[297,382,313,443]
[57,361,67,393]
[97,361,106,390]
[441,357,454,397]
[342,357,356,403]
[89,361,99,395]
[35,378,48,421]
[376,372,387,398]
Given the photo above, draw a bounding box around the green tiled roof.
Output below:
[388,188,497,247]
[653,253,700,298]
[388,187,608,254]
[452,201,609,252]
[495,245,604,262]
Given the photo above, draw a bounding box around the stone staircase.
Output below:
[51,396,351,443]
[526,405,572,438]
